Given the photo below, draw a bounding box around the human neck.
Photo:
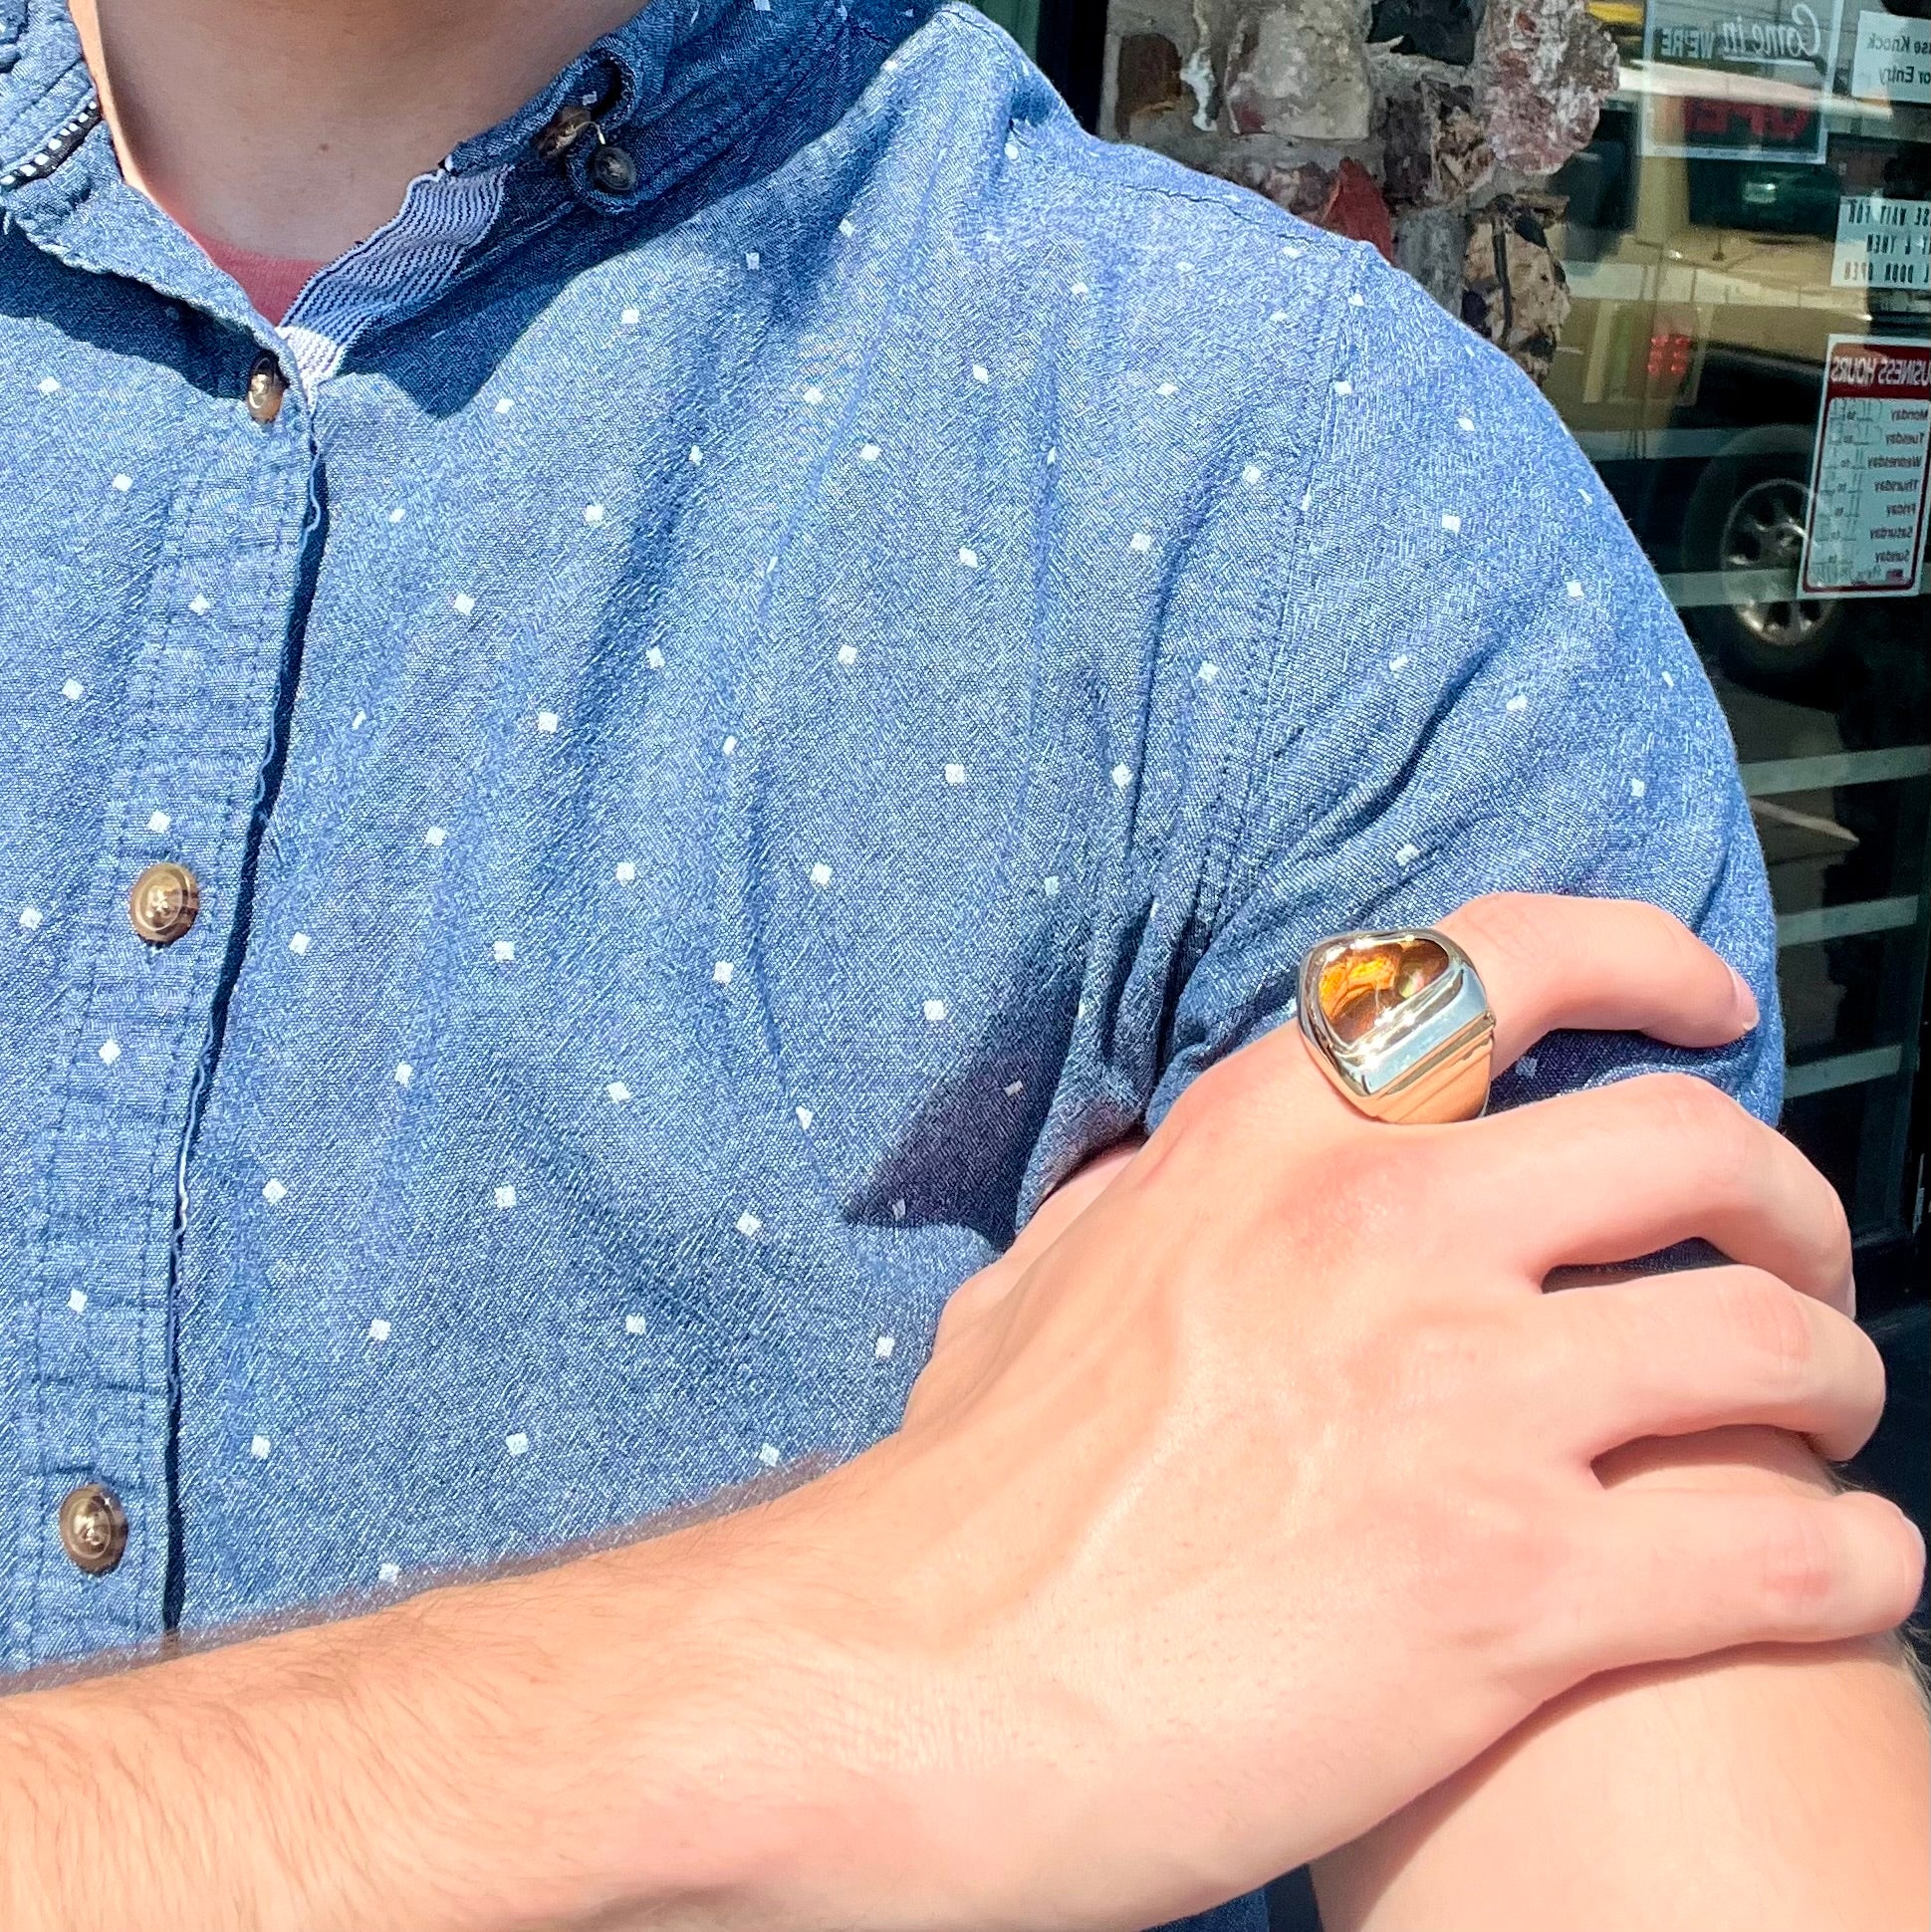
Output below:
[71,0,644,260]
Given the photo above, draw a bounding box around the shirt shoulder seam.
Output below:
[1189,247,1362,948]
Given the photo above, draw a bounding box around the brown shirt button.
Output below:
[128,861,200,945]
[59,1483,128,1575]
[534,104,598,159]
[245,354,288,424]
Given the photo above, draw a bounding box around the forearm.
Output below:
[0,1465,924,1932]
[1314,1427,1930,1932]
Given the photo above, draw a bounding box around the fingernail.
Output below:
[1728,965,1760,1028]
[1897,1510,1926,1591]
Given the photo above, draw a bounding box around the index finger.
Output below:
[1434,892,1760,1075]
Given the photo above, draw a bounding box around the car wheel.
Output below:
[1681,425,1844,695]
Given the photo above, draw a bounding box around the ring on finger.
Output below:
[1297,927,1496,1125]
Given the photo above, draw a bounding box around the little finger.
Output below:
[1571,1486,1924,1673]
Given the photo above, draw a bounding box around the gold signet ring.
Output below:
[1297,928,1495,1124]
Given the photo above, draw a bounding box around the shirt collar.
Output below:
[0,0,854,300]
[450,0,847,202]
[0,1,96,192]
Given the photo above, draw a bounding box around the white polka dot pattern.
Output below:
[0,0,1777,1696]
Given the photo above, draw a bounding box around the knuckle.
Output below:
[1391,1314,1475,1404]
[1330,1141,1460,1261]
[1384,1304,1509,1415]
[931,1272,997,1346]
[1157,1068,1247,1177]
[1155,1064,1221,1144]
[1646,1068,1733,1129]
[1816,1183,1854,1292]
[1444,891,1545,973]
[1642,1072,1753,1177]
[1448,1493,1569,1654]
[1166,1035,1279,1147]
[1853,1322,1888,1416]
[1758,1503,1839,1620]
[1713,1272,1814,1398]
[1617,896,1696,954]
[1825,1322,1889,1455]
[1869,1495,1930,1614]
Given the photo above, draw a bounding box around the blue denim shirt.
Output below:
[1,0,1778,1919]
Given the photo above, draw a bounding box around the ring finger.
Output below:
[1465,1072,1852,1311]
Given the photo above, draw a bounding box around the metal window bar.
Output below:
[1776,896,1922,949]
[1740,748,1931,796]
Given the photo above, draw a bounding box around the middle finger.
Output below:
[1461,1072,1853,1311]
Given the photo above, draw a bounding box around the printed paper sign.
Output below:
[1849,9,1931,103]
[1801,337,1931,598]
[1643,0,1844,160]
[1832,195,1931,291]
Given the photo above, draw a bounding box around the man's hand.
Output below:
[0,895,1917,1932]
[798,893,1918,1930]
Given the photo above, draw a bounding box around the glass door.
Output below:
[1547,5,1930,1256]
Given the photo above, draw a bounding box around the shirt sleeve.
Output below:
[1147,252,1785,1130]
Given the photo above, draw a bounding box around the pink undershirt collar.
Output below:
[184,228,327,327]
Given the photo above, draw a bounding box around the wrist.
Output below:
[378,1447,997,1932]
[0,1444,1025,1932]
[554,1439,1054,1932]
[716,1437,1096,1932]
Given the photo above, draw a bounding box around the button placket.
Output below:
[19,359,317,1666]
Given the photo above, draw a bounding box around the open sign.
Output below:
[1680,97,1818,153]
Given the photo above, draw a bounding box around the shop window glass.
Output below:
[972,0,1044,57]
